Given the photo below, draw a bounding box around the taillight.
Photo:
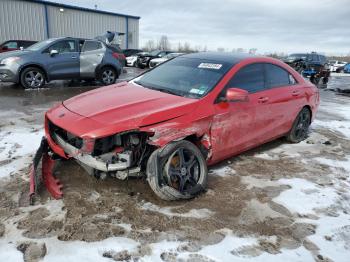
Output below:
[112,53,125,60]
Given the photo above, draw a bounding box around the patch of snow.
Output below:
[139,201,214,218]
[0,129,43,178]
[241,176,278,190]
[313,119,350,139]
[209,166,236,177]
[274,178,339,215]
[306,214,350,262]
[42,237,139,262]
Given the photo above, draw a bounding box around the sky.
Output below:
[50,0,350,55]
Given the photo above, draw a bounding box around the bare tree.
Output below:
[143,40,156,51]
[157,35,171,51]
[217,47,225,52]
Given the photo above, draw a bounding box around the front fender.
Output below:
[140,117,212,147]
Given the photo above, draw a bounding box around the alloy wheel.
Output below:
[24,70,44,88]
[164,148,200,193]
[101,69,115,85]
[294,110,310,140]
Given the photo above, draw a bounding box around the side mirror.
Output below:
[50,49,59,56]
[225,88,249,102]
[20,46,24,50]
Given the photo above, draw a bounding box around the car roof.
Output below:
[181,52,256,65]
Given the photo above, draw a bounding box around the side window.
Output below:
[265,64,292,88]
[226,63,265,93]
[82,41,103,52]
[46,40,76,53]
[158,52,166,57]
[3,41,18,49]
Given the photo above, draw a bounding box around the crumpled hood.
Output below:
[62,82,198,132]
[0,50,32,61]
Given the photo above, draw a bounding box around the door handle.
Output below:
[292,90,301,96]
[71,56,77,59]
[258,97,269,103]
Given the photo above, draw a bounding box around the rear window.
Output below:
[82,41,103,52]
[265,64,292,88]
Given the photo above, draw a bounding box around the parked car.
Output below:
[0,37,123,88]
[0,40,37,53]
[149,52,184,68]
[343,63,350,73]
[126,52,145,67]
[31,52,319,201]
[136,50,174,68]
[283,52,330,84]
[329,60,347,72]
[335,63,350,73]
[123,49,143,57]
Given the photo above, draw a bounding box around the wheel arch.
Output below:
[19,64,48,82]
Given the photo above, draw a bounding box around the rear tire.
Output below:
[98,67,117,85]
[20,67,45,89]
[147,140,208,201]
[286,107,311,143]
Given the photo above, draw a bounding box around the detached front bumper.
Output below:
[29,137,63,204]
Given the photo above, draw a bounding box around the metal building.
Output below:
[0,0,140,49]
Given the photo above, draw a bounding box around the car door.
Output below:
[210,63,267,161]
[44,39,80,80]
[256,63,302,144]
[79,40,105,78]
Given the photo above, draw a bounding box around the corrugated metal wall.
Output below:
[0,0,46,43]
[128,18,139,49]
[0,0,139,49]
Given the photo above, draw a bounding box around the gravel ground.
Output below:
[0,72,349,262]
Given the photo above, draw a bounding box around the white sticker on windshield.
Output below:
[189,88,205,95]
[198,63,222,70]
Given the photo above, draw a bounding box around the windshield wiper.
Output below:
[134,81,184,97]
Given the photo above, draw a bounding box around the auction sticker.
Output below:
[198,63,222,70]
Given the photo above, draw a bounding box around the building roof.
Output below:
[22,0,140,19]
[182,52,256,65]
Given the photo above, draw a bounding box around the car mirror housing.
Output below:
[225,88,249,102]
[50,49,59,56]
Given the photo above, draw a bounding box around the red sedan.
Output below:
[32,52,320,201]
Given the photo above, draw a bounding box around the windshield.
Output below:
[150,50,161,56]
[27,39,56,51]
[288,53,306,60]
[133,57,232,99]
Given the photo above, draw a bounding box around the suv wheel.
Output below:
[147,140,208,201]
[99,67,117,85]
[20,67,45,89]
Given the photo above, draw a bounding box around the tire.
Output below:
[99,67,117,85]
[20,67,45,89]
[286,107,311,143]
[146,140,208,201]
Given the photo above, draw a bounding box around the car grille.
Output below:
[48,120,83,149]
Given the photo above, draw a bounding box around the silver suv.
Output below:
[0,37,124,89]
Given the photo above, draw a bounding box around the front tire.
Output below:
[147,140,208,201]
[286,107,311,143]
[99,67,117,85]
[20,67,45,89]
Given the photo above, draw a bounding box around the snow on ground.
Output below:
[0,128,43,178]
[139,201,214,218]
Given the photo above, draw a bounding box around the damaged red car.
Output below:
[30,52,320,202]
